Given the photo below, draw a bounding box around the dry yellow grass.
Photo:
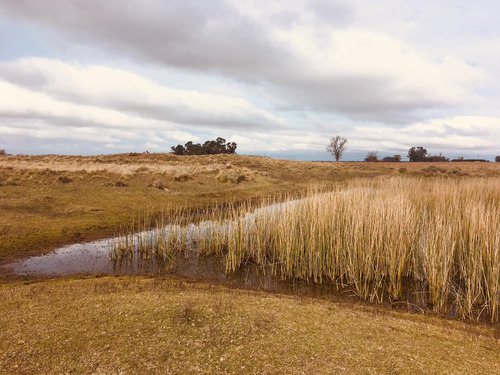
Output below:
[1,276,499,374]
[0,153,404,265]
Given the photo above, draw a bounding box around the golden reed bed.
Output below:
[114,176,500,321]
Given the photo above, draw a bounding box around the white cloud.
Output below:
[0,78,200,152]
[352,116,500,153]
[0,58,285,129]
[0,1,499,156]
[229,130,327,152]
[0,1,486,122]
[0,79,169,129]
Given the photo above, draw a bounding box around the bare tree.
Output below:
[364,151,378,162]
[326,136,347,161]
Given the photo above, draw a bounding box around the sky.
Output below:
[1,0,500,160]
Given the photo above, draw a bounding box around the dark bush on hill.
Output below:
[171,137,237,155]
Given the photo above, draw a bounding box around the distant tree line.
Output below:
[407,147,450,162]
[171,137,237,155]
[329,136,499,162]
[381,155,401,162]
[364,151,402,162]
[364,147,499,162]
[406,147,498,162]
[363,147,451,162]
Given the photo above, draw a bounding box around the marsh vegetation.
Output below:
[113,177,500,321]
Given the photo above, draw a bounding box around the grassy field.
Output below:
[1,152,499,265]
[1,276,500,374]
[1,153,500,373]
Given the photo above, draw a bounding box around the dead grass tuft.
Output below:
[56,176,72,184]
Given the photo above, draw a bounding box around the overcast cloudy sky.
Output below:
[1,0,500,159]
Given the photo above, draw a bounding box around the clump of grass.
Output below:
[152,180,166,190]
[173,169,192,182]
[0,177,17,186]
[227,172,246,184]
[217,171,246,184]
[56,176,72,183]
[171,300,206,326]
[217,172,229,183]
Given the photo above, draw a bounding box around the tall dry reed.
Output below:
[113,177,500,321]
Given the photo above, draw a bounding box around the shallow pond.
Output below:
[4,196,306,276]
[4,232,353,298]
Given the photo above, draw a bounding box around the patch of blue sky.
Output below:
[0,13,53,61]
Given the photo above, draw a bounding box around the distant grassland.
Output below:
[0,153,499,266]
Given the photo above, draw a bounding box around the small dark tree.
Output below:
[216,137,227,153]
[495,155,500,162]
[185,141,205,155]
[182,141,193,154]
[203,140,216,154]
[364,151,378,162]
[171,144,186,155]
[226,142,237,154]
[407,146,427,162]
[326,136,348,161]
[0,149,5,155]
